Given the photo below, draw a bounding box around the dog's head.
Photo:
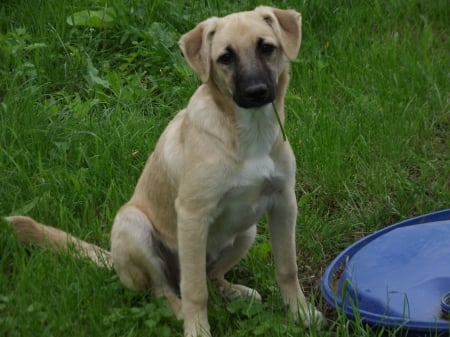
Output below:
[179,7,301,109]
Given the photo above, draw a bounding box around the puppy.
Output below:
[6,6,323,337]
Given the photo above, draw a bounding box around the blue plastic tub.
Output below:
[321,209,450,334]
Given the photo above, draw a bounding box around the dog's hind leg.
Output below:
[208,225,261,301]
[110,205,181,318]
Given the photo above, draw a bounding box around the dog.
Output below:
[6,6,323,337]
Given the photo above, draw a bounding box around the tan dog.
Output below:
[6,6,323,337]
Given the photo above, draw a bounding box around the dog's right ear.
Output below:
[179,18,217,83]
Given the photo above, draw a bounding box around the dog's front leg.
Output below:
[268,189,323,327]
[176,203,211,337]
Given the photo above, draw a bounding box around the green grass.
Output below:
[1,0,449,336]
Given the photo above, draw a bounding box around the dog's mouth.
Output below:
[233,82,276,109]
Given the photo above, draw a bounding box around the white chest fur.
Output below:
[207,104,282,256]
[233,103,280,198]
[234,103,280,190]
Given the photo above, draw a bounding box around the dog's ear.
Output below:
[256,7,302,60]
[179,18,217,83]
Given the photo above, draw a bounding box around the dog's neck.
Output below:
[235,104,279,159]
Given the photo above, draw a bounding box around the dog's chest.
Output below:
[207,106,282,253]
[223,156,280,218]
[207,155,281,255]
[223,105,280,220]
[226,104,281,212]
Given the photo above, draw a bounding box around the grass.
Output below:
[0,0,449,336]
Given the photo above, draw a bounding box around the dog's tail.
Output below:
[5,216,113,269]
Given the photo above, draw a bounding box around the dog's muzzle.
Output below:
[233,62,277,109]
[234,81,276,108]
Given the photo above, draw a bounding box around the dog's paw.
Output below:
[184,321,211,337]
[220,283,262,301]
[296,305,325,328]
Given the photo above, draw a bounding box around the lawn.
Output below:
[0,0,449,336]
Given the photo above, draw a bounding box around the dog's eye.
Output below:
[217,49,235,65]
[260,42,276,56]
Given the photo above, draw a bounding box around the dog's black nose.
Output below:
[244,83,269,101]
[234,77,276,108]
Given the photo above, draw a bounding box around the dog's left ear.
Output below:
[179,18,217,83]
[256,7,302,60]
